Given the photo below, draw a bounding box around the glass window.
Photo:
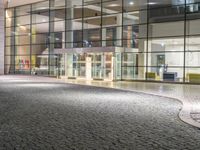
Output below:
[31,44,48,55]
[16,5,30,16]
[186,52,200,67]
[124,0,147,12]
[32,23,49,34]
[15,25,31,36]
[102,0,122,15]
[123,25,147,39]
[5,47,12,56]
[123,10,147,25]
[16,46,30,55]
[83,3,101,18]
[32,34,48,44]
[148,21,184,38]
[148,38,184,52]
[32,1,49,24]
[15,35,30,45]
[186,19,200,35]
[149,5,185,23]
[6,9,14,18]
[186,36,200,51]
[146,66,184,82]
[148,52,184,67]
[186,68,200,83]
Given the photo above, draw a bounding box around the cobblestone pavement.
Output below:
[0,76,200,149]
[63,78,200,128]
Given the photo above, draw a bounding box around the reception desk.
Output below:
[163,72,177,81]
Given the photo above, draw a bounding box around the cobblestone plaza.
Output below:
[0,75,200,149]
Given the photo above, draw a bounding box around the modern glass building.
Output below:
[4,0,200,83]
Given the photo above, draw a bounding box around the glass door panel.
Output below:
[104,53,112,79]
[77,54,86,78]
[67,54,77,77]
[114,53,122,80]
[92,53,104,79]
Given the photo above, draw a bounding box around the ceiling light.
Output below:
[148,2,156,5]
[108,4,120,7]
[129,2,134,5]
[174,41,178,45]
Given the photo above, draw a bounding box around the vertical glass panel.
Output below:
[16,46,30,55]
[186,36,200,51]
[146,67,183,82]
[54,20,65,32]
[123,10,147,25]
[51,9,66,21]
[16,5,30,16]
[148,52,184,67]
[102,0,122,15]
[122,66,146,80]
[185,52,200,67]
[83,28,101,41]
[32,34,48,44]
[5,28,14,37]
[149,5,185,23]
[31,44,48,55]
[66,0,82,19]
[149,0,186,8]
[149,21,184,38]
[186,19,200,35]
[122,53,146,80]
[123,25,147,39]
[6,37,12,46]
[5,56,12,65]
[84,0,101,5]
[148,38,184,52]
[66,53,77,77]
[186,68,200,83]
[32,1,49,24]
[5,47,11,56]
[15,25,31,36]
[15,55,31,72]
[31,55,49,76]
[52,0,65,8]
[186,2,200,19]
[6,9,14,18]
[32,23,49,34]
[15,35,30,45]
[6,12,14,27]
[83,3,101,18]
[124,0,147,11]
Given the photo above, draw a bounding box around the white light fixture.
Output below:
[108,4,120,7]
[148,2,156,5]
[129,2,134,5]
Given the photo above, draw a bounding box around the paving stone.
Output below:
[0,76,200,149]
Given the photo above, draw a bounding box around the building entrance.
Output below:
[60,52,116,81]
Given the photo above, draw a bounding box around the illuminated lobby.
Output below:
[5,0,200,83]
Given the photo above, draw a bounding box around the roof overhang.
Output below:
[54,47,125,54]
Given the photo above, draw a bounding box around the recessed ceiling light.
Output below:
[161,43,165,47]
[129,2,134,5]
[148,2,156,5]
[108,4,120,7]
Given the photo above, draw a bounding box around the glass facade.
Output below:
[4,0,200,83]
